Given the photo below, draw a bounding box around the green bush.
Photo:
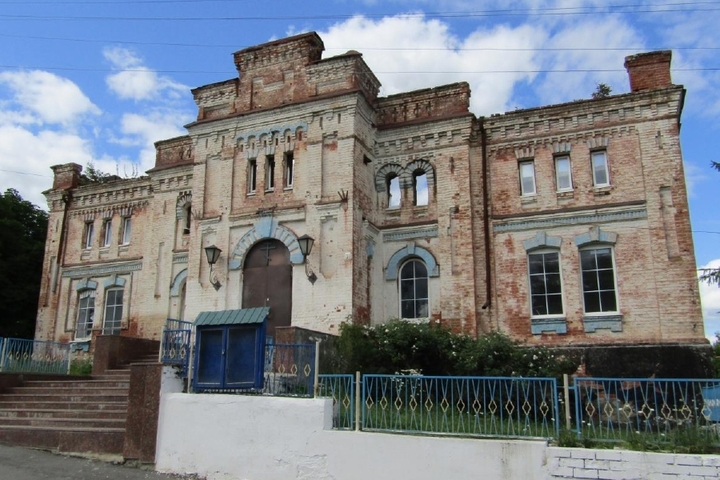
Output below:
[69,357,93,376]
[333,320,578,379]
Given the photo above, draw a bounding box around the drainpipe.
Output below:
[480,119,492,314]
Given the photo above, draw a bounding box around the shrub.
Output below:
[69,357,93,376]
[332,320,578,379]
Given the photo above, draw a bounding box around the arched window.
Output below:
[387,173,400,208]
[412,169,428,206]
[399,259,429,319]
[103,288,124,335]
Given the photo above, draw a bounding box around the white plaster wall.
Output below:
[155,393,548,480]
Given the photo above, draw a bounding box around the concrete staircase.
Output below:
[0,349,159,455]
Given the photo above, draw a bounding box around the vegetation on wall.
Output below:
[0,189,48,339]
[333,320,578,378]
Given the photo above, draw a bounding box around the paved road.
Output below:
[0,444,202,480]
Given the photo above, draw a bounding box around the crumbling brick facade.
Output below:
[34,32,706,359]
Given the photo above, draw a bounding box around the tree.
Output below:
[0,189,48,338]
[592,82,612,99]
[699,161,720,285]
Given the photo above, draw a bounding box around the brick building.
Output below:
[34,33,708,371]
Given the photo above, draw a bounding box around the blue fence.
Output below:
[0,337,70,374]
[161,318,192,376]
[263,343,316,397]
[362,374,559,438]
[318,374,355,430]
[573,377,720,445]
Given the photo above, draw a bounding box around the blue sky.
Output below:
[0,0,718,338]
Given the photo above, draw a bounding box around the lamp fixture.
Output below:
[297,234,317,284]
[204,244,222,291]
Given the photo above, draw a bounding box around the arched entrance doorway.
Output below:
[242,239,292,337]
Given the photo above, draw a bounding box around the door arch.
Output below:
[242,239,292,337]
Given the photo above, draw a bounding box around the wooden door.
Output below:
[242,239,292,337]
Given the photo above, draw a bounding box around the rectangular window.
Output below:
[528,251,563,316]
[121,217,132,245]
[591,151,610,187]
[555,156,573,191]
[83,222,94,249]
[283,152,294,188]
[265,155,275,191]
[103,288,124,335]
[519,161,536,196]
[76,290,95,339]
[580,248,618,313]
[102,219,112,247]
[248,160,257,194]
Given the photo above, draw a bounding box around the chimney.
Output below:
[51,163,82,190]
[624,50,673,92]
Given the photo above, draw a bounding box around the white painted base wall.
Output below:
[155,394,720,480]
[155,393,547,480]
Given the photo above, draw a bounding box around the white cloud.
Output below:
[0,125,97,208]
[104,47,187,101]
[320,14,545,114]
[0,70,100,125]
[699,259,720,342]
[109,109,193,172]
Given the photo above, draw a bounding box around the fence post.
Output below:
[355,371,361,431]
[0,338,7,372]
[313,340,320,397]
[563,373,571,431]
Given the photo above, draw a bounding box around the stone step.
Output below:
[0,425,125,454]
[0,393,128,403]
[0,400,127,410]
[0,408,126,420]
[10,387,130,396]
[23,379,130,389]
[0,416,125,429]
[98,369,132,376]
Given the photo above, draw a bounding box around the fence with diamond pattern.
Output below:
[263,343,316,397]
[361,374,560,438]
[573,377,720,445]
[0,337,70,374]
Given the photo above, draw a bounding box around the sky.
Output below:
[0,0,718,339]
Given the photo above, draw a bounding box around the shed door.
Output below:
[242,239,292,336]
[225,326,258,387]
[195,328,224,386]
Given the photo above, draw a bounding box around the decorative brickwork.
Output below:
[34,33,706,367]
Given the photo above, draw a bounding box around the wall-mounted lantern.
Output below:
[204,244,222,291]
[297,234,317,284]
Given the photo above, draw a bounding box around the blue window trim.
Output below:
[386,244,439,281]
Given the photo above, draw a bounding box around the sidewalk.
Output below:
[0,444,202,480]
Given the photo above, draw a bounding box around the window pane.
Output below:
[531,295,547,316]
[580,250,596,271]
[528,255,544,274]
[547,294,563,315]
[520,162,536,195]
[556,157,572,190]
[592,152,609,185]
[546,273,562,294]
[595,249,613,269]
[122,218,131,244]
[414,261,427,278]
[416,300,428,318]
[582,271,598,291]
[544,253,560,273]
[600,291,617,312]
[584,291,601,313]
[401,300,415,319]
[597,269,615,290]
[415,278,428,300]
[530,275,547,294]
[400,279,413,300]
